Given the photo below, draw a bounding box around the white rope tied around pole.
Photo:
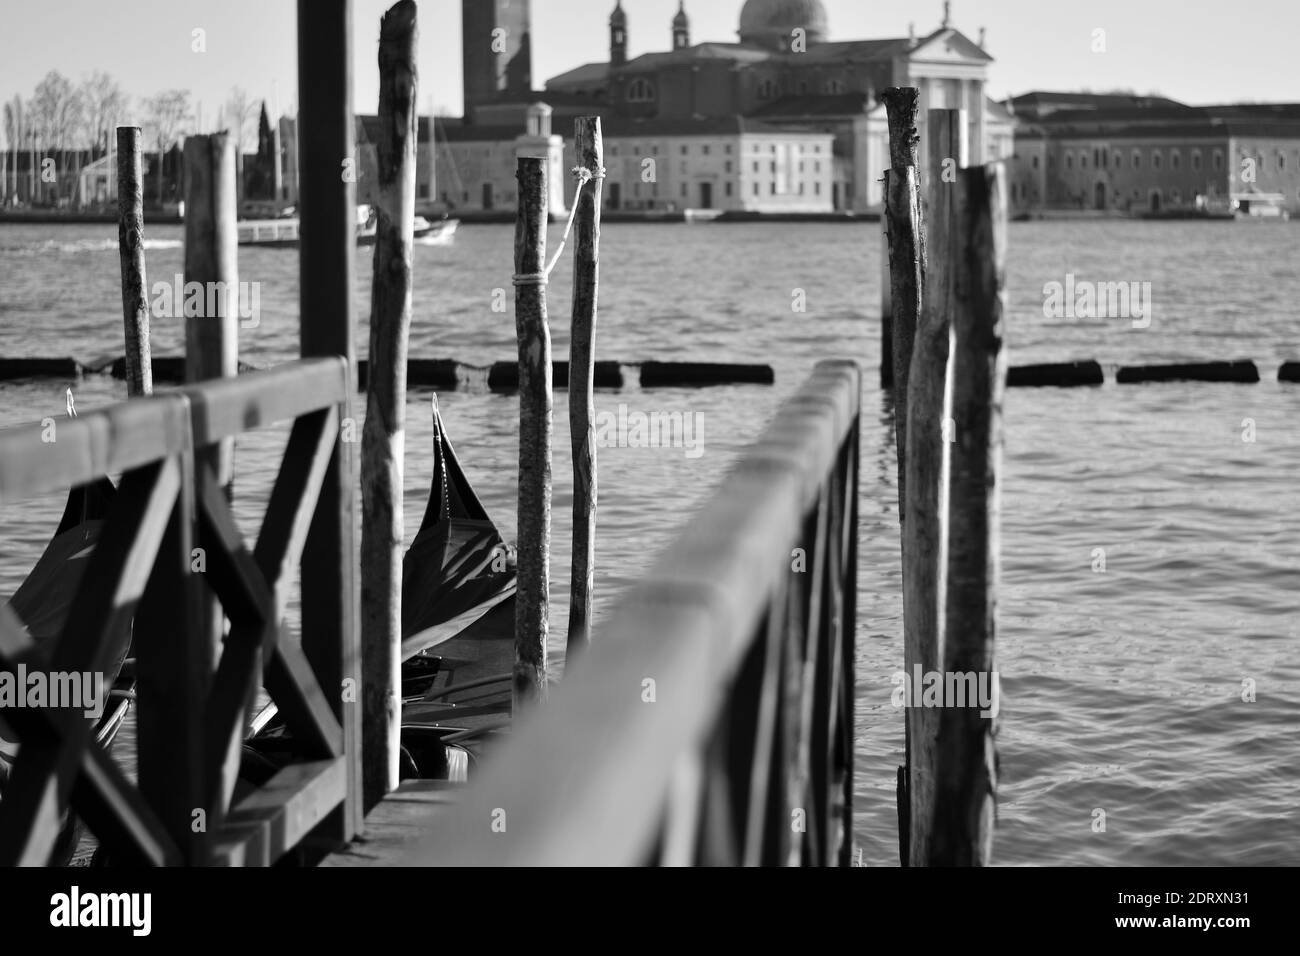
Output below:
[512,165,607,288]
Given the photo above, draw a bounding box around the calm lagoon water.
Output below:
[1,218,1298,865]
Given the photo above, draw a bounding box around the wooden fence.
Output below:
[399,360,861,866]
[0,359,359,865]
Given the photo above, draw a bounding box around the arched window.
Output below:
[1171,150,1181,170]
[627,78,656,103]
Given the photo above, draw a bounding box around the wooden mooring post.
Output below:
[360,0,418,813]
[929,164,1006,866]
[182,132,239,441]
[566,116,604,658]
[902,108,967,867]
[514,157,552,707]
[116,126,152,397]
[296,0,362,843]
[879,86,924,864]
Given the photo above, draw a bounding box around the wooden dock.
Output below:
[0,0,1009,869]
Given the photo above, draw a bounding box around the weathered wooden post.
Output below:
[116,126,152,397]
[567,116,604,658]
[880,86,923,864]
[881,88,924,398]
[177,130,237,856]
[183,130,239,514]
[360,0,418,811]
[297,0,362,842]
[903,108,968,867]
[931,163,1006,866]
[183,131,239,441]
[514,157,551,708]
[880,215,892,389]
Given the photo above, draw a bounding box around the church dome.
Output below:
[739,0,828,48]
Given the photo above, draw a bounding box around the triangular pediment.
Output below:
[906,28,994,64]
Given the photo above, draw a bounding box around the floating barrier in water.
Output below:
[488,360,624,392]
[358,358,459,390]
[1280,362,1300,383]
[97,355,260,383]
[639,362,776,387]
[40,355,773,391]
[1007,361,1104,388]
[0,358,83,381]
[1116,360,1259,384]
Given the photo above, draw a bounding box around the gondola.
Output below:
[242,397,516,786]
[0,473,138,865]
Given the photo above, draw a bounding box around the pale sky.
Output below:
[1,0,1297,136]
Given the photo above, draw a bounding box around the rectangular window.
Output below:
[703,145,710,156]
[814,182,821,195]
[753,182,759,196]
[681,145,688,155]
[681,183,687,198]
[725,182,733,197]
[770,182,776,195]
[725,161,733,173]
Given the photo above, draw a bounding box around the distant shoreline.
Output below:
[0,209,1270,227]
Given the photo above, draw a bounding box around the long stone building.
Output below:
[1007,93,1300,217]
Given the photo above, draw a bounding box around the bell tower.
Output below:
[610,2,628,67]
[462,0,533,122]
[672,3,690,50]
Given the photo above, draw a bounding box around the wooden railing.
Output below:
[0,358,358,866]
[404,359,861,866]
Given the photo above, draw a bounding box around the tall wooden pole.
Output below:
[879,215,892,389]
[361,0,418,812]
[182,133,238,481]
[179,131,236,853]
[931,163,1006,866]
[514,157,551,709]
[116,126,152,397]
[881,87,923,401]
[567,116,604,659]
[880,86,924,865]
[297,0,361,842]
[903,109,967,866]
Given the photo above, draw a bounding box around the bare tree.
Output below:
[142,89,191,205]
[225,86,258,200]
[79,71,129,158]
[30,71,80,202]
[2,98,19,203]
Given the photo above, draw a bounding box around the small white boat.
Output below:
[238,205,459,248]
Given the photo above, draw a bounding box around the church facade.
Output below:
[459,0,1014,214]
